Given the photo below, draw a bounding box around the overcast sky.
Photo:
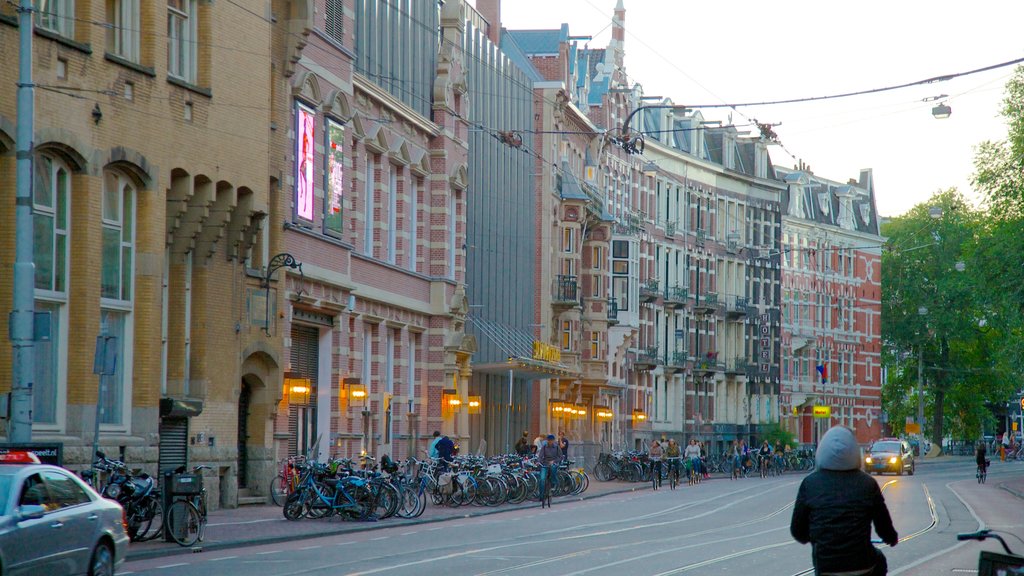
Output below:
[480,0,1023,217]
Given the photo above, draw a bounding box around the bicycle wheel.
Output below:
[594,462,612,482]
[166,500,201,547]
[270,474,289,506]
[283,490,307,521]
[134,494,164,542]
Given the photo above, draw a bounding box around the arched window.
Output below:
[32,153,70,427]
[100,170,136,428]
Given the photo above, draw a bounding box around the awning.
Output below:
[468,316,580,379]
[473,357,579,379]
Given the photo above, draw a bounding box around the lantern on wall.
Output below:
[442,389,462,415]
[467,396,482,415]
[632,409,647,422]
[348,382,368,409]
[595,406,614,421]
[285,376,311,405]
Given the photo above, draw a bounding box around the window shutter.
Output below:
[325,0,344,43]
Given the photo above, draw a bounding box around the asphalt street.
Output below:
[119,458,1024,576]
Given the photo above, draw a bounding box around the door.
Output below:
[289,325,319,457]
[158,417,189,474]
[6,473,60,575]
[237,382,252,488]
[39,470,95,575]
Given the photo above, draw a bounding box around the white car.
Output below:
[0,451,129,575]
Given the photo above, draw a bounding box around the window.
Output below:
[590,331,600,358]
[167,0,197,82]
[561,320,572,352]
[324,119,345,235]
[35,0,74,37]
[107,0,140,62]
[591,275,602,298]
[407,332,418,400]
[294,104,316,222]
[33,154,69,427]
[363,155,376,255]
[388,167,397,264]
[100,171,135,428]
[324,0,344,43]
[102,172,135,301]
[409,179,419,272]
[448,195,456,279]
[612,277,629,312]
[42,471,90,509]
[562,227,575,253]
[591,245,603,270]
[612,240,629,259]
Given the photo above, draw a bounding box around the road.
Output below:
[120,458,1024,575]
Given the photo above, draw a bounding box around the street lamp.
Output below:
[618,105,689,154]
[931,102,952,119]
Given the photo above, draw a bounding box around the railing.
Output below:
[553,275,579,305]
[665,220,677,236]
[694,291,719,313]
[696,228,707,246]
[664,285,688,308]
[726,357,751,375]
[666,350,688,368]
[634,346,661,370]
[639,279,660,303]
[694,353,725,373]
[726,239,740,254]
[724,294,750,317]
[607,298,619,324]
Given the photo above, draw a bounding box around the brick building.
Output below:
[0,0,276,508]
[269,0,474,465]
[776,167,884,445]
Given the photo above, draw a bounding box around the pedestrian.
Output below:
[649,440,664,489]
[435,433,455,471]
[428,431,442,458]
[1001,432,1009,461]
[557,431,570,459]
[699,440,709,478]
[791,426,898,575]
[533,435,544,455]
[514,431,530,456]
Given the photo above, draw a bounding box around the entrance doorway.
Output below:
[237,382,252,488]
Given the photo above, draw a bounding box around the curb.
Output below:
[998,481,1024,501]
[126,482,654,561]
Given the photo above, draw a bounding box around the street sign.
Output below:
[1014,422,1019,432]
[812,405,831,418]
[906,423,921,434]
[1019,397,1024,410]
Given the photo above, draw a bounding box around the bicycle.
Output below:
[666,457,681,490]
[977,459,990,484]
[958,529,1024,575]
[165,464,211,547]
[270,455,305,506]
[537,462,555,508]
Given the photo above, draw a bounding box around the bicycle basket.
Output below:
[170,473,203,495]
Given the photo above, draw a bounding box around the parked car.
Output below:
[864,438,915,476]
[0,451,129,575]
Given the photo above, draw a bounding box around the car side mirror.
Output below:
[17,505,46,521]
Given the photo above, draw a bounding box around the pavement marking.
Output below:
[369,536,388,541]
[299,545,322,550]
[400,531,417,535]
[156,563,190,569]
[209,556,238,562]
[335,542,355,547]
[256,550,281,555]
[207,518,277,527]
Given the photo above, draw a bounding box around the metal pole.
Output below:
[9,0,36,442]
[505,368,512,454]
[917,347,924,436]
[91,373,106,460]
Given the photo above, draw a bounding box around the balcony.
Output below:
[726,232,741,255]
[725,357,751,376]
[552,275,579,308]
[693,353,725,376]
[693,292,719,315]
[724,294,751,318]
[665,220,677,236]
[639,279,660,303]
[607,298,620,325]
[633,346,661,371]
[664,350,688,373]
[696,228,707,247]
[663,285,688,309]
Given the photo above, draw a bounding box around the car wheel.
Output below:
[89,542,115,576]
[897,465,903,476]
[909,461,915,476]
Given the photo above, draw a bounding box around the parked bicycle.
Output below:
[83,451,163,543]
[165,464,211,547]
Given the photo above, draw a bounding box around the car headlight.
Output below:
[889,456,898,464]
[865,457,873,464]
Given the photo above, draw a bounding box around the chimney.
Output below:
[477,0,502,45]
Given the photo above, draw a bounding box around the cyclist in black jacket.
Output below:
[790,426,898,575]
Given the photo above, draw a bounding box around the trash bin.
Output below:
[163,471,203,542]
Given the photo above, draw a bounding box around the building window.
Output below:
[98,310,130,426]
[106,0,140,62]
[324,118,345,235]
[102,171,135,301]
[409,179,420,272]
[35,0,74,37]
[591,274,602,298]
[591,245,603,270]
[407,332,418,400]
[324,0,344,44]
[364,155,376,256]
[167,0,197,82]
[387,167,397,264]
[561,320,572,352]
[590,331,600,358]
[562,227,575,253]
[448,194,456,279]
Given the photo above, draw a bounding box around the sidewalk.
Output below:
[127,478,654,561]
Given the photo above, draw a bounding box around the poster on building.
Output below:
[295,104,316,222]
[324,119,345,235]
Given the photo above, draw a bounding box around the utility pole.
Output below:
[9,0,37,442]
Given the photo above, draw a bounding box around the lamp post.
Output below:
[617,105,689,154]
[917,306,927,435]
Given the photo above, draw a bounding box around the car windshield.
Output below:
[871,442,901,453]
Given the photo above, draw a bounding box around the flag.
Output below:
[816,364,827,384]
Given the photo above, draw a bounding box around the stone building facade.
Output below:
[0,0,276,508]
[777,167,884,445]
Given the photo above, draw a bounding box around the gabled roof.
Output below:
[504,24,569,56]
[777,167,881,235]
[500,29,544,83]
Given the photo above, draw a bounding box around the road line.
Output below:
[369,536,387,541]
[335,541,354,546]
[156,563,190,569]
[299,545,322,550]
[256,550,281,555]
[401,531,417,535]
[209,556,238,562]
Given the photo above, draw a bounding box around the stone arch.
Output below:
[239,347,281,494]
[322,89,352,121]
[291,70,322,105]
[449,163,469,192]
[35,128,90,173]
[101,146,154,189]
[0,115,14,153]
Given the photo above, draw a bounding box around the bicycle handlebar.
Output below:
[958,529,1015,555]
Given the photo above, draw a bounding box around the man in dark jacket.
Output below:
[435,434,455,467]
[791,426,898,575]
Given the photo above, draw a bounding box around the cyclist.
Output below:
[665,438,682,485]
[536,434,562,500]
[684,439,701,482]
[758,440,772,477]
[976,440,988,480]
[791,425,898,575]
[731,440,743,479]
[649,440,664,489]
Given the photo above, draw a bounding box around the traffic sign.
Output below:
[1019,397,1024,410]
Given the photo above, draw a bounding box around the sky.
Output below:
[479,0,1024,217]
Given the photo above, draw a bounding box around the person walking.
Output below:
[649,440,664,489]
[791,426,898,575]
[557,431,570,460]
[699,440,709,479]
[514,432,531,456]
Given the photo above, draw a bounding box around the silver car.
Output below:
[0,455,129,575]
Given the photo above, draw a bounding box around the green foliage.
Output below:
[760,423,796,449]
